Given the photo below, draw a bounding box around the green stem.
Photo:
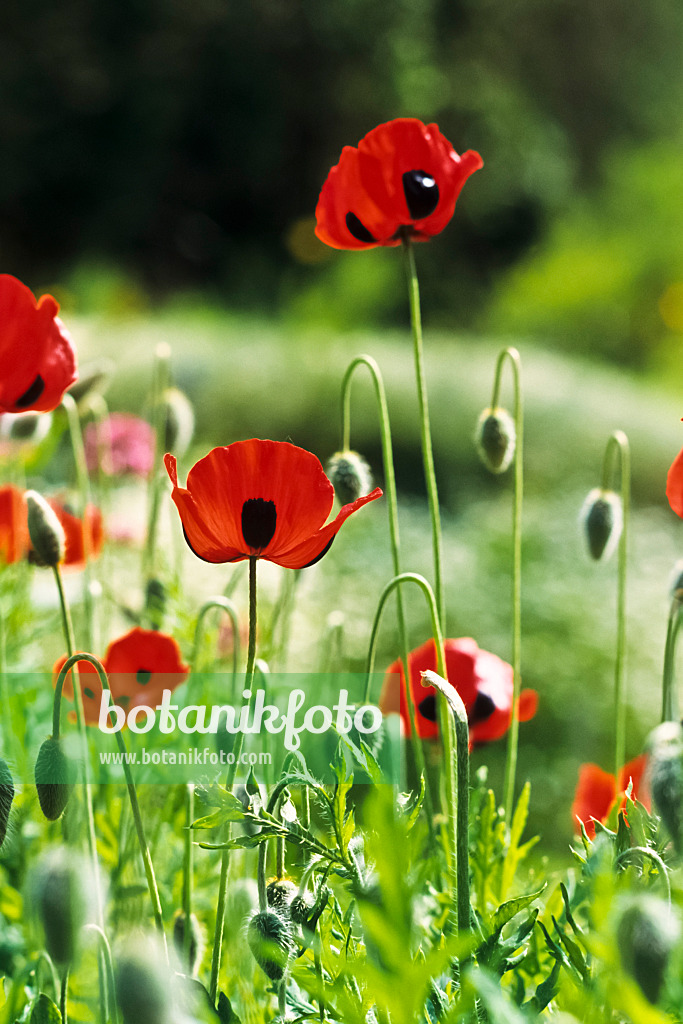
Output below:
[143,343,171,582]
[84,924,119,1024]
[61,394,96,651]
[601,431,630,778]
[60,967,69,1024]
[54,653,168,955]
[365,573,462,914]
[210,556,258,1004]
[183,784,195,967]
[661,600,682,722]
[340,356,427,771]
[490,348,524,826]
[191,596,241,698]
[401,236,445,633]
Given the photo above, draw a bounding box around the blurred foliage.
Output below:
[1,0,682,365]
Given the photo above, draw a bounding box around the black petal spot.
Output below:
[418,695,437,722]
[15,374,45,409]
[468,691,496,725]
[300,535,334,569]
[241,498,277,550]
[402,170,439,220]
[136,669,152,686]
[345,212,376,244]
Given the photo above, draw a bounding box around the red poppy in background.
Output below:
[379,637,538,747]
[30,500,104,570]
[55,626,190,726]
[0,485,29,564]
[315,118,483,251]
[0,275,78,414]
[572,755,650,838]
[165,439,382,570]
[666,442,683,517]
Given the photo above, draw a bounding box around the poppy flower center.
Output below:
[468,691,496,725]
[241,498,277,551]
[15,374,46,409]
[136,669,152,686]
[402,170,439,220]
[418,694,437,722]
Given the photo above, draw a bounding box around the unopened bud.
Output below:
[162,388,195,458]
[266,878,297,911]
[172,910,203,976]
[290,894,314,926]
[617,896,680,1003]
[580,488,622,561]
[646,721,683,853]
[26,491,65,567]
[669,559,683,606]
[34,848,89,968]
[247,910,295,980]
[0,758,14,848]
[35,737,75,820]
[327,451,373,505]
[115,939,172,1024]
[0,411,52,445]
[475,408,516,474]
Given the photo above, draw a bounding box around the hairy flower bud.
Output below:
[0,410,52,446]
[173,910,203,976]
[266,879,297,911]
[475,407,516,474]
[162,387,195,458]
[617,896,680,1003]
[646,721,683,853]
[247,910,295,980]
[580,488,622,561]
[35,737,75,821]
[115,939,172,1024]
[289,894,314,927]
[0,758,14,848]
[26,490,66,567]
[327,450,373,505]
[34,848,89,968]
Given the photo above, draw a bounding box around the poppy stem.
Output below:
[191,596,241,698]
[401,236,445,634]
[366,572,469,928]
[183,783,195,966]
[661,597,682,722]
[341,354,436,839]
[210,556,258,1004]
[602,431,630,781]
[142,342,171,584]
[54,652,168,955]
[61,394,97,651]
[490,348,524,827]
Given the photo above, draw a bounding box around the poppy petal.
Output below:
[104,627,190,704]
[666,444,683,518]
[165,452,244,562]
[572,763,617,837]
[48,501,104,569]
[268,487,382,569]
[617,753,650,812]
[0,276,78,414]
[315,146,399,250]
[0,485,29,564]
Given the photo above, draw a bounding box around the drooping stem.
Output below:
[341,354,434,833]
[210,556,258,1003]
[54,652,168,955]
[366,572,467,923]
[191,596,241,700]
[661,599,682,722]
[490,348,524,826]
[401,236,445,633]
[601,431,630,779]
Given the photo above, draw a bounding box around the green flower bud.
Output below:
[162,387,195,458]
[172,910,204,976]
[247,910,295,981]
[0,411,52,445]
[26,491,66,567]
[115,939,172,1024]
[35,737,75,821]
[617,896,680,1003]
[475,407,516,474]
[327,451,373,505]
[34,848,89,968]
[266,878,298,911]
[580,488,622,561]
[668,559,683,606]
[0,758,14,849]
[289,894,314,926]
[646,721,683,853]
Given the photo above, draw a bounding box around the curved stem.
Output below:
[54,653,168,955]
[191,596,241,702]
[401,236,445,633]
[84,924,119,1024]
[210,556,258,1004]
[601,431,630,779]
[662,601,682,722]
[490,348,524,826]
[341,354,433,826]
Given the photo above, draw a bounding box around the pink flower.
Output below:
[85,413,155,478]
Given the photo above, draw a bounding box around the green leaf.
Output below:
[523,960,561,1013]
[217,992,241,1024]
[552,916,589,982]
[191,793,247,828]
[199,828,281,851]
[29,995,61,1024]
[500,782,531,900]
[491,885,546,934]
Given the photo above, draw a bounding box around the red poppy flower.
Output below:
[31,500,104,569]
[315,118,483,251]
[0,275,78,414]
[0,485,30,564]
[55,626,190,726]
[378,637,538,746]
[572,755,650,838]
[666,443,683,517]
[165,439,382,570]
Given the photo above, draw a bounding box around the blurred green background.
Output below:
[3,0,683,851]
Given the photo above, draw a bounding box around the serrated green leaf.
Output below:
[29,994,61,1024]
[491,886,545,934]
[500,782,531,900]
[553,916,589,982]
[524,959,561,1013]
[199,828,281,851]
